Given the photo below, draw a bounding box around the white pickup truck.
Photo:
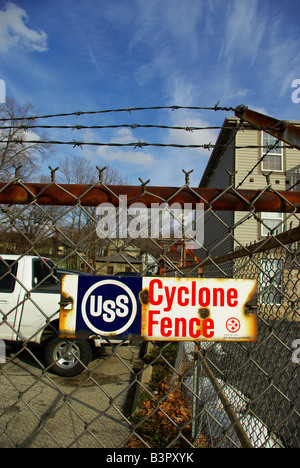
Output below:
[0,254,96,377]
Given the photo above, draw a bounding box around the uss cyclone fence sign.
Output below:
[59,276,257,342]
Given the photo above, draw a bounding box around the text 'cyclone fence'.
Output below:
[0,104,299,449]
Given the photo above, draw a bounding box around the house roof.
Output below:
[199,116,300,188]
[199,117,240,187]
[96,252,142,265]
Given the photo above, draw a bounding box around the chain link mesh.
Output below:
[0,108,299,449]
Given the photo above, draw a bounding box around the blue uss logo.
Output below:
[81,279,138,336]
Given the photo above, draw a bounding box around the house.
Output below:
[198,117,300,316]
[199,117,300,258]
[0,229,87,270]
[94,239,161,276]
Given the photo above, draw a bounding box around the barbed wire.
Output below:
[0,123,292,134]
[0,103,294,153]
[0,138,294,151]
[0,123,224,131]
[0,104,237,122]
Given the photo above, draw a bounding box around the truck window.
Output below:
[0,259,18,293]
[32,259,59,289]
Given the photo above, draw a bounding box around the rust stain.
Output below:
[58,275,76,338]
[241,281,257,341]
[198,307,210,319]
[139,288,150,337]
[195,307,211,339]
[139,288,149,305]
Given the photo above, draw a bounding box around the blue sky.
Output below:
[0,0,300,186]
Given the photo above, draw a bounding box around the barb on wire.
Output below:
[134,140,146,149]
[138,178,151,196]
[182,169,194,186]
[96,166,107,183]
[72,139,83,149]
[49,166,59,182]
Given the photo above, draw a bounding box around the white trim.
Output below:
[261,131,283,172]
[261,212,284,237]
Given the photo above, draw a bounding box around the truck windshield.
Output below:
[0,259,18,293]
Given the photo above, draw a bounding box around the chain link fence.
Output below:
[0,106,299,449]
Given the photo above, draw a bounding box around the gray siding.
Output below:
[200,140,235,277]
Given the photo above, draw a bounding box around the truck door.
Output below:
[0,258,24,341]
[16,258,61,342]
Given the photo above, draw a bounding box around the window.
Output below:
[261,212,284,236]
[260,259,283,305]
[261,132,283,171]
[107,266,114,275]
[32,259,58,289]
[0,259,18,293]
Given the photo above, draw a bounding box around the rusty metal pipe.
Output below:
[235,105,300,150]
[201,224,300,268]
[165,224,300,275]
[0,182,300,212]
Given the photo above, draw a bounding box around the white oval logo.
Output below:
[81,279,137,336]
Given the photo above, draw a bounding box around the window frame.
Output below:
[0,259,18,293]
[32,258,59,291]
[261,131,283,172]
[261,212,284,237]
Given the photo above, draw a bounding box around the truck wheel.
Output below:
[44,337,92,377]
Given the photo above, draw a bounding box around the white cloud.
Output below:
[167,116,218,150]
[220,0,266,68]
[94,147,155,167]
[164,80,219,149]
[248,106,268,115]
[0,2,48,54]
[83,128,155,168]
[129,0,202,88]
[229,89,249,99]
[111,128,135,144]
[267,35,300,98]
[20,129,40,143]
[130,0,201,55]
